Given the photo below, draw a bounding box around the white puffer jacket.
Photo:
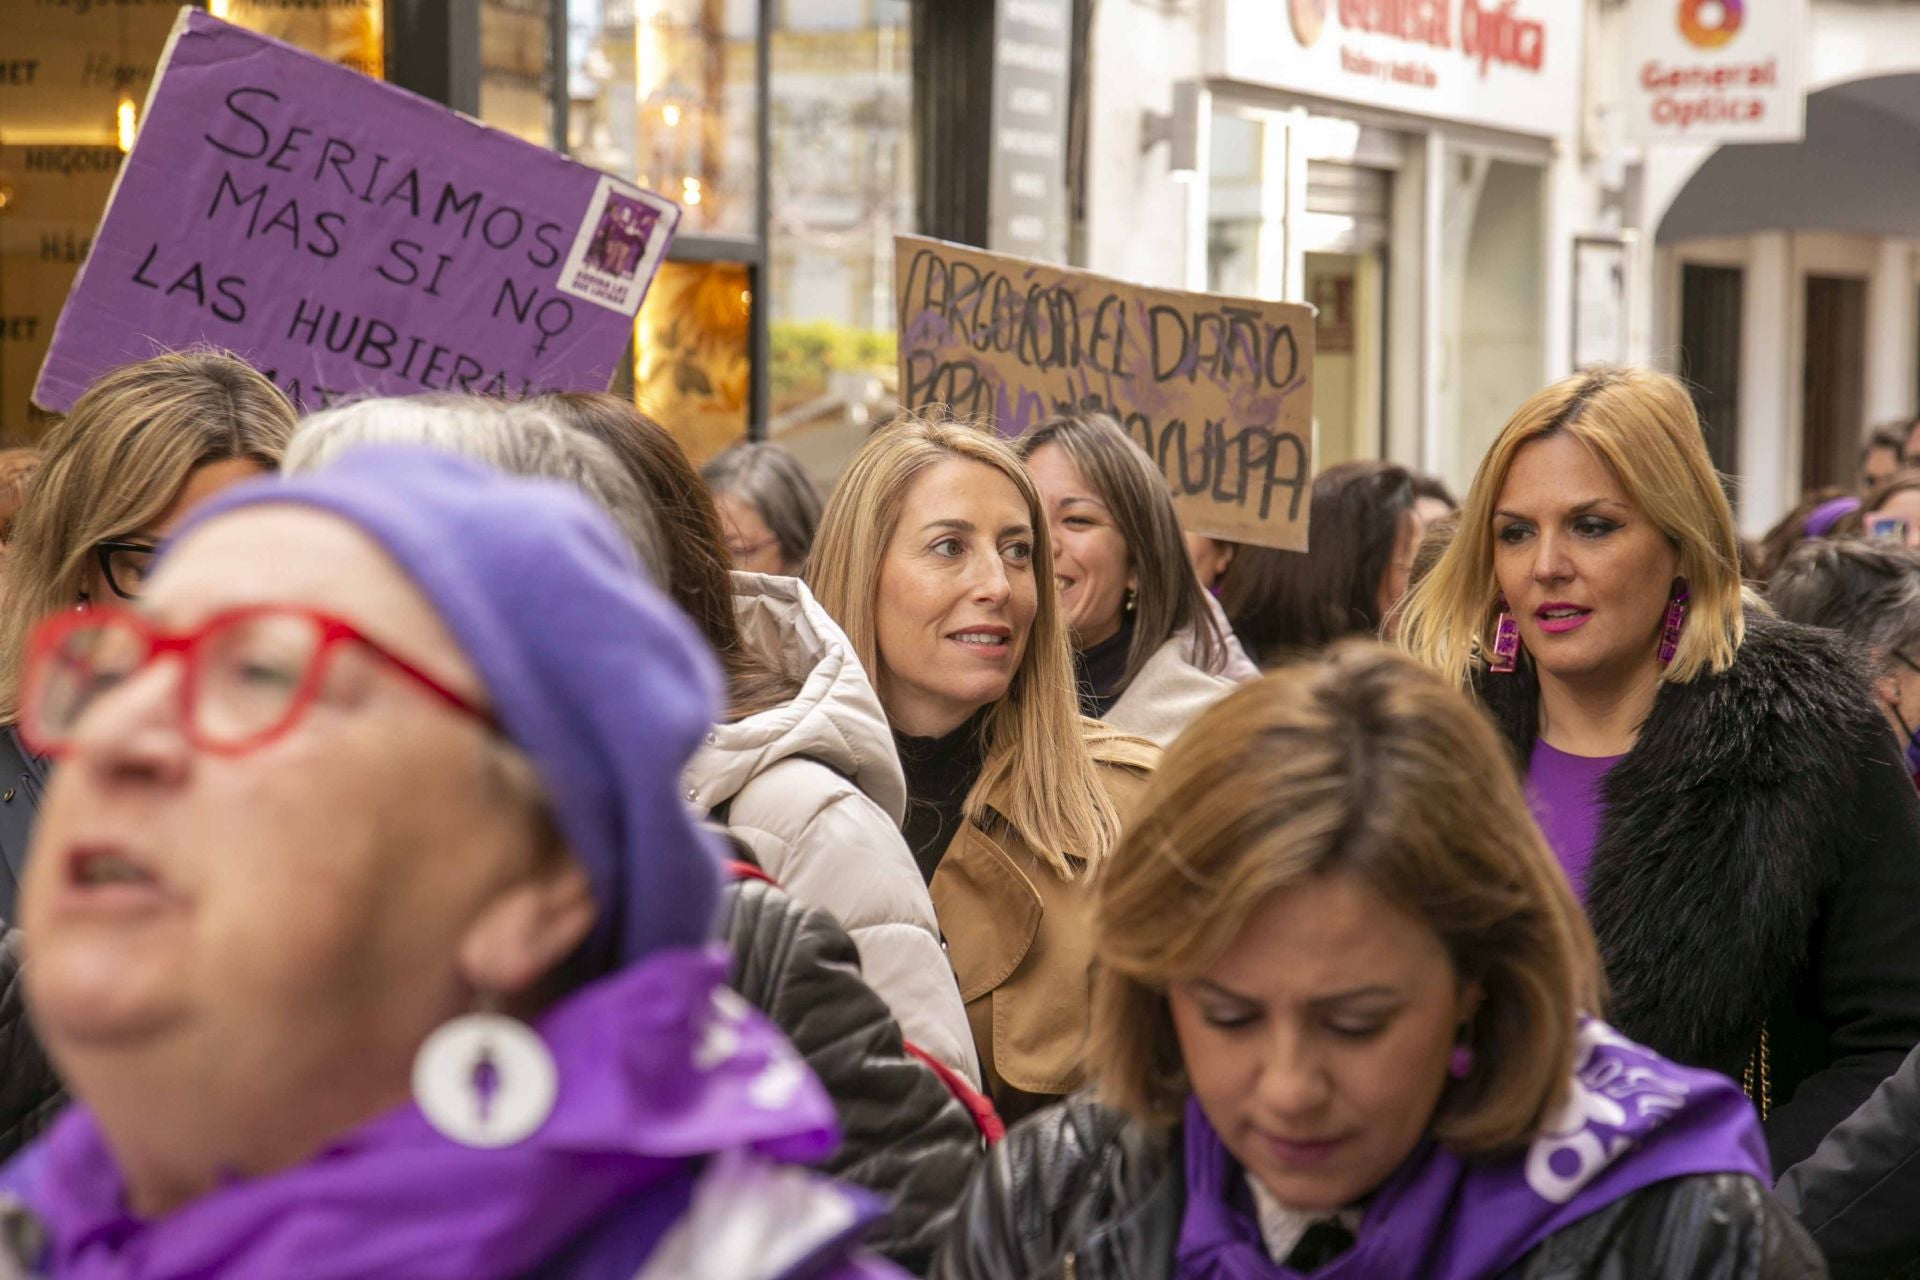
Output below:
[683,573,982,1088]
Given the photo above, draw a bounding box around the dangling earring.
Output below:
[1448,1043,1475,1080]
[1124,584,1137,614]
[412,1001,557,1148]
[1489,594,1521,674]
[1657,578,1690,667]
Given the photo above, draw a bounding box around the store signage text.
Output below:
[1217,0,1579,138]
[1638,57,1779,132]
[1622,0,1804,144]
[895,234,1316,551]
[1332,0,1546,77]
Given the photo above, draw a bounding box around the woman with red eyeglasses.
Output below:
[0,448,903,1280]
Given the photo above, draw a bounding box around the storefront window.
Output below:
[209,0,385,76]
[763,0,912,482]
[1207,111,1263,298]
[1442,155,1544,487]
[1,3,180,439]
[568,0,760,240]
[482,0,556,146]
[634,259,752,462]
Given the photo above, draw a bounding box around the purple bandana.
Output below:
[0,948,885,1280]
[1176,1019,1769,1279]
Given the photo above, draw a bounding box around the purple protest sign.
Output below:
[33,10,679,415]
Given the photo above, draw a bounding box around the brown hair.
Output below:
[0,352,294,719]
[1015,412,1225,688]
[1410,472,1457,511]
[1407,509,1460,597]
[1220,460,1415,666]
[1864,422,1908,470]
[1753,485,1850,584]
[537,393,797,721]
[0,450,42,544]
[1399,367,1744,689]
[808,410,1129,877]
[1091,642,1603,1150]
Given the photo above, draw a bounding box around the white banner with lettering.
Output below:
[1623,0,1807,144]
[1211,0,1583,140]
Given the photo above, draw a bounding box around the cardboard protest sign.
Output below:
[894,235,1314,551]
[33,9,679,416]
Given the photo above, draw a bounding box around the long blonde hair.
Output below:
[0,352,295,718]
[1091,642,1603,1150]
[1397,366,1744,689]
[807,413,1126,877]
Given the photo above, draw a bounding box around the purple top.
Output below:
[0,948,902,1280]
[1526,740,1623,898]
[1174,1019,1771,1280]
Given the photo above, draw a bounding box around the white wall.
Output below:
[1081,1,1205,286]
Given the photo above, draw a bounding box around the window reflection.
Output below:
[0,5,178,440]
[764,0,911,476]
[209,0,385,78]
[635,260,752,463]
[1207,111,1262,298]
[568,0,759,239]
[482,0,555,146]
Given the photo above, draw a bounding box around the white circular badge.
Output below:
[411,1013,558,1149]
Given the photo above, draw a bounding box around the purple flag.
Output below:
[33,10,679,415]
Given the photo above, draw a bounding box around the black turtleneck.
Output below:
[893,710,988,882]
[1073,612,1137,719]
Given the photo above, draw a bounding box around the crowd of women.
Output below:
[0,349,1918,1276]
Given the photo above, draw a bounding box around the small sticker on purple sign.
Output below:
[557,176,677,317]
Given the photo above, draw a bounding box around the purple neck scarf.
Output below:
[1176,1019,1769,1280]
[1,948,873,1280]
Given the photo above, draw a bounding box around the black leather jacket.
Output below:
[933,1099,1826,1280]
[0,929,61,1161]
[722,876,983,1275]
[1777,1038,1920,1278]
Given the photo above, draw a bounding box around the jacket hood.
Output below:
[685,573,908,824]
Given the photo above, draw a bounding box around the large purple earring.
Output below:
[1657,578,1690,667]
[1489,594,1520,674]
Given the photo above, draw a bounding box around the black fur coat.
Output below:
[1477,612,1920,1174]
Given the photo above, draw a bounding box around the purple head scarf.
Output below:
[1803,496,1861,539]
[1176,1019,1769,1279]
[163,445,729,971]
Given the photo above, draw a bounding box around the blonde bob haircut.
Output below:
[1091,642,1604,1151]
[0,351,295,719]
[806,411,1125,878]
[1396,366,1744,689]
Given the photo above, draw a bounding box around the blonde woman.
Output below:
[807,414,1156,1121]
[0,352,294,908]
[1397,365,1920,1183]
[936,645,1821,1278]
